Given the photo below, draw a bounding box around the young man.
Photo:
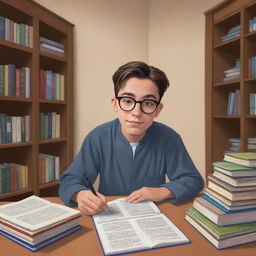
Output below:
[59,61,204,215]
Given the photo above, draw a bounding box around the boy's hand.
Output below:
[126,187,175,203]
[74,190,108,215]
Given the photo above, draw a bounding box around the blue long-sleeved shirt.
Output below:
[59,119,204,206]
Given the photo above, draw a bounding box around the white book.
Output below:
[0,195,81,232]
[93,198,190,255]
[25,67,30,98]
[25,115,30,142]
[55,156,60,180]
[55,114,60,138]
[52,112,56,139]
[11,116,17,143]
[40,43,65,53]
[16,116,21,143]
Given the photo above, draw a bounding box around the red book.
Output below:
[39,69,46,99]
[16,68,21,97]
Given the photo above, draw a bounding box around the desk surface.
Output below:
[0,197,255,256]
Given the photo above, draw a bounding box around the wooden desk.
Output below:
[0,197,255,256]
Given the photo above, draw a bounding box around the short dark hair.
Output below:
[112,61,169,100]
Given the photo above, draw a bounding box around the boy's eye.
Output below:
[143,101,155,106]
[122,98,133,104]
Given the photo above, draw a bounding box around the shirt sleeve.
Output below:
[160,135,204,204]
[59,134,100,207]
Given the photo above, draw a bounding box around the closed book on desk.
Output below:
[224,152,256,167]
[93,198,190,256]
[193,196,256,226]
[207,179,256,201]
[213,161,256,177]
[185,208,256,249]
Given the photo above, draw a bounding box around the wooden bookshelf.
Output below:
[205,0,256,176]
[0,0,74,200]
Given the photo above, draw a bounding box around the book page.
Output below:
[93,198,160,224]
[0,196,81,232]
[133,214,189,247]
[95,219,149,255]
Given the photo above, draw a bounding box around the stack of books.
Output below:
[249,16,256,32]
[40,37,64,57]
[223,58,240,82]
[185,152,256,249]
[221,25,240,42]
[225,138,240,152]
[0,196,81,251]
[226,89,240,115]
[248,137,256,150]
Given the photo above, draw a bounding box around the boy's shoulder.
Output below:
[152,121,179,137]
[88,119,118,137]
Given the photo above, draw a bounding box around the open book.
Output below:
[0,195,81,232]
[93,198,190,255]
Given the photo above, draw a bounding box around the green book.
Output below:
[186,208,256,240]
[213,161,256,177]
[224,152,256,167]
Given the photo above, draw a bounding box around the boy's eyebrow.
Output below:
[119,92,158,100]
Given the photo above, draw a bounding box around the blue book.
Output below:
[250,93,255,115]
[202,194,256,213]
[40,37,64,49]
[8,64,16,97]
[0,16,5,39]
[46,70,53,99]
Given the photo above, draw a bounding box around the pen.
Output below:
[87,177,109,212]
[87,177,97,196]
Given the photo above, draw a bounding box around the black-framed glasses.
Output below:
[116,96,160,114]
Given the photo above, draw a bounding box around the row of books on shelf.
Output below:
[40,37,65,57]
[185,152,256,249]
[0,113,30,144]
[223,58,240,82]
[0,16,33,48]
[225,137,256,152]
[0,64,30,97]
[0,163,28,194]
[221,25,240,42]
[39,153,60,184]
[248,56,256,77]
[226,90,240,115]
[249,93,256,115]
[249,16,256,32]
[40,112,61,140]
[0,196,81,251]
[39,69,65,100]
[0,153,60,194]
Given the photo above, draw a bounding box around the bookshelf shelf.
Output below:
[0,0,74,199]
[205,0,256,176]
[39,137,67,144]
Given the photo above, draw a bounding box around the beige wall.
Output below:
[35,0,221,179]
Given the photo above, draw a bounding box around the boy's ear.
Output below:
[154,103,163,117]
[111,98,118,112]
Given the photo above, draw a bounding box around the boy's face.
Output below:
[112,77,163,142]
